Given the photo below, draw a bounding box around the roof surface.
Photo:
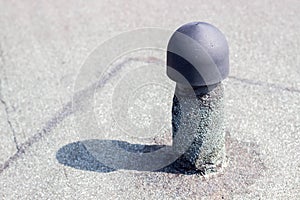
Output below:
[0,0,299,199]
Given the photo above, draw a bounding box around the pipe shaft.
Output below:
[172,83,225,174]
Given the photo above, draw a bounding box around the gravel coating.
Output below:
[171,83,225,174]
[0,0,299,199]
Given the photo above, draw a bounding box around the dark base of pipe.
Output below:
[171,83,225,175]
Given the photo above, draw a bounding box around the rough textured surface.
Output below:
[0,0,299,199]
[172,83,225,174]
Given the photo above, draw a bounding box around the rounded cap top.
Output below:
[167,22,229,86]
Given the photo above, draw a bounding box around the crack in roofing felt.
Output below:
[0,57,162,174]
[228,75,300,94]
[0,45,20,151]
[0,97,20,151]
